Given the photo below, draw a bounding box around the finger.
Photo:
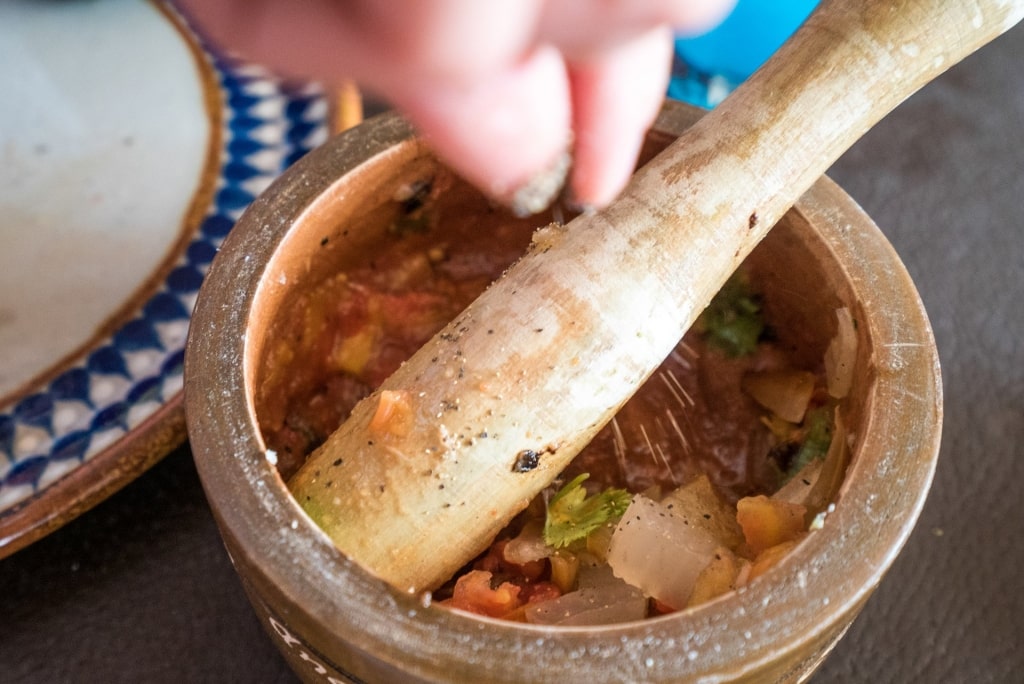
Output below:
[177,0,543,91]
[178,0,570,212]
[390,44,573,213]
[566,26,676,208]
[333,0,543,85]
[175,0,370,83]
[540,0,736,59]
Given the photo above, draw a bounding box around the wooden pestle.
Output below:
[289,0,1024,593]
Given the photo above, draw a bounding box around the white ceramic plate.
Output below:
[0,0,327,553]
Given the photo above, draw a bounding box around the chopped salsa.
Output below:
[258,171,853,624]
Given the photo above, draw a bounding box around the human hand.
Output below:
[177,0,734,212]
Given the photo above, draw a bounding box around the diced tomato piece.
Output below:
[445,570,523,618]
[367,390,413,437]
[650,598,677,616]
[749,540,801,580]
[736,495,807,556]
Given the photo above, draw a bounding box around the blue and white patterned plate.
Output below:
[0,0,328,554]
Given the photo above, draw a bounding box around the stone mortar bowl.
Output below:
[185,100,941,683]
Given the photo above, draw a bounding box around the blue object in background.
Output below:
[669,0,820,108]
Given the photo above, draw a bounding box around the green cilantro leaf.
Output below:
[543,474,631,549]
[696,271,765,357]
[785,405,834,482]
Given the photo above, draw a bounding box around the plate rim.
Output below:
[0,1,328,556]
[0,1,219,557]
[0,3,225,411]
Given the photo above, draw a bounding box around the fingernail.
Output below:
[563,194,598,216]
[506,149,572,217]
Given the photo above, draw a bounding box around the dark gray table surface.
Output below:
[3,22,1022,684]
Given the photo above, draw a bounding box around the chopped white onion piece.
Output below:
[742,369,817,423]
[661,474,744,551]
[825,307,857,398]
[525,561,646,626]
[607,494,719,610]
[503,521,551,564]
[772,457,824,505]
[773,411,849,516]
